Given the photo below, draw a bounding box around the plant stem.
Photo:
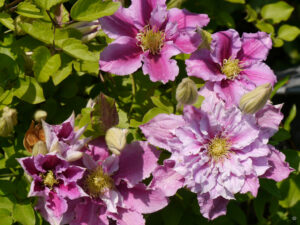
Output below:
[4,0,23,9]
[130,74,136,97]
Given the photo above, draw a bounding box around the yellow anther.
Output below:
[221,58,242,80]
[208,137,231,161]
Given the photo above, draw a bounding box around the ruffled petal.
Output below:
[149,5,168,28]
[111,208,145,225]
[99,37,143,75]
[240,174,259,197]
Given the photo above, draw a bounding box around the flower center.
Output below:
[208,137,230,161]
[84,166,114,198]
[43,170,58,189]
[221,58,242,80]
[136,25,165,55]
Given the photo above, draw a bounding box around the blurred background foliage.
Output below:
[0,0,299,224]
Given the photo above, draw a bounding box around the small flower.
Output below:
[186,29,276,106]
[99,0,209,83]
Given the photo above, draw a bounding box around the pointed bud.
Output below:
[0,107,17,137]
[176,78,198,106]
[66,151,83,162]
[68,20,100,42]
[32,141,48,156]
[239,83,272,114]
[34,110,47,122]
[105,127,128,155]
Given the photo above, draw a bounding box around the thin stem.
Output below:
[4,0,23,9]
[130,74,136,97]
[0,173,16,177]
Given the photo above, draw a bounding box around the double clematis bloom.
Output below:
[140,87,293,220]
[18,154,86,225]
[99,0,209,83]
[68,138,183,225]
[42,113,90,162]
[186,29,276,106]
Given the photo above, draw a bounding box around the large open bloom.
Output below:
[140,88,292,220]
[68,138,183,225]
[99,0,209,83]
[186,29,276,106]
[18,154,86,225]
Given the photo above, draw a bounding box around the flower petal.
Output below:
[149,5,168,28]
[99,37,143,75]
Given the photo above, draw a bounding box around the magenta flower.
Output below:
[42,113,90,162]
[18,154,86,225]
[186,29,276,106]
[140,88,292,220]
[99,0,209,83]
[69,138,183,225]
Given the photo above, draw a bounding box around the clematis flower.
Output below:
[186,29,276,106]
[140,87,292,220]
[18,154,86,225]
[42,113,90,162]
[69,138,183,225]
[99,0,209,83]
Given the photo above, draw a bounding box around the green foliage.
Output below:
[261,1,294,24]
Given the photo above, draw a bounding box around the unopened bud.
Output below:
[105,127,128,155]
[0,107,17,137]
[68,20,100,42]
[66,151,83,162]
[34,110,47,122]
[32,141,48,156]
[239,83,272,114]
[176,78,198,105]
[23,121,45,152]
[197,29,212,50]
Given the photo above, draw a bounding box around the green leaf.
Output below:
[167,0,187,9]
[13,76,45,104]
[13,203,35,225]
[0,209,13,225]
[255,21,274,34]
[32,46,61,83]
[0,12,15,31]
[278,25,300,42]
[70,0,120,21]
[227,202,247,225]
[162,199,183,225]
[271,128,291,143]
[272,37,284,47]
[261,1,294,24]
[151,96,173,113]
[0,180,16,195]
[260,179,282,198]
[16,1,44,18]
[143,107,168,123]
[284,104,296,132]
[245,4,257,22]
[270,76,289,99]
[279,175,300,208]
[0,196,15,211]
[225,0,245,4]
[0,0,5,8]
[52,54,73,85]
[216,11,235,28]
[34,0,68,10]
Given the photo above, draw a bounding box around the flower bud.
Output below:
[105,127,128,155]
[239,83,272,114]
[176,78,198,105]
[68,20,100,42]
[197,28,212,50]
[23,121,45,152]
[32,141,48,156]
[34,110,47,122]
[66,151,83,162]
[0,107,17,137]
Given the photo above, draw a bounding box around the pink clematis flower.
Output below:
[186,29,276,106]
[140,88,293,220]
[18,154,86,225]
[99,0,209,83]
[68,138,183,225]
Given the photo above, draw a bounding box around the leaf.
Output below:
[167,0,187,9]
[0,196,15,211]
[255,21,274,34]
[271,128,291,143]
[270,76,289,99]
[161,199,183,225]
[284,104,296,132]
[16,1,44,18]
[225,0,245,4]
[216,11,235,28]
[13,203,35,225]
[13,76,45,104]
[0,0,5,7]
[227,202,247,225]
[143,107,169,123]
[32,46,61,83]
[0,209,13,225]
[278,25,300,42]
[0,12,15,31]
[70,0,120,21]
[261,1,294,24]
[52,54,73,85]
[260,179,281,198]
[34,0,68,10]
[245,4,257,22]
[272,37,284,48]
[0,180,16,195]
[151,96,173,113]
[279,175,300,208]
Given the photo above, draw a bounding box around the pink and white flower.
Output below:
[99,0,209,83]
[186,29,276,106]
[140,88,292,220]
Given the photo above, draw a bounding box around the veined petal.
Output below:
[149,5,168,29]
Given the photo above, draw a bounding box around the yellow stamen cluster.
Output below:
[136,25,165,55]
[43,170,58,189]
[208,137,231,161]
[84,167,114,198]
[221,58,242,80]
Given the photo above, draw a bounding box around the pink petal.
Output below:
[46,192,68,218]
[140,114,185,151]
[262,146,294,182]
[56,183,83,200]
[119,183,168,214]
[186,50,225,81]
[99,36,143,75]
[100,8,139,39]
[114,142,160,187]
[241,62,277,86]
[88,137,109,162]
[211,29,242,64]
[238,32,272,62]
[111,209,145,225]
[240,174,259,197]
[142,43,180,83]
[149,5,168,28]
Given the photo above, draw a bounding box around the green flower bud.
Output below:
[0,107,17,137]
[197,29,212,50]
[68,20,100,42]
[176,78,198,106]
[239,83,272,114]
[105,127,128,155]
[34,110,47,122]
[32,141,48,156]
